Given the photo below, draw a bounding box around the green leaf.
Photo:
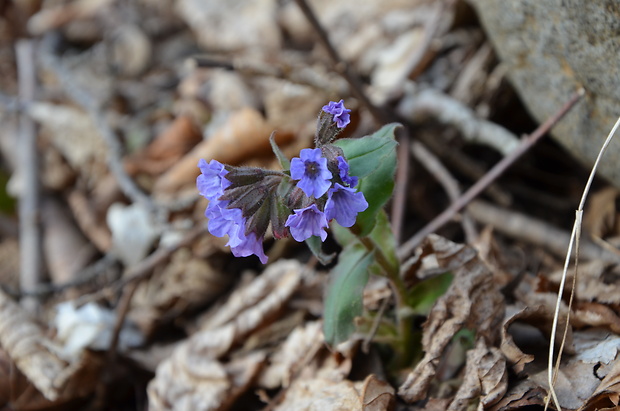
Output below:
[366,209,399,275]
[323,244,375,345]
[408,272,453,315]
[270,132,290,171]
[334,123,400,178]
[305,235,335,265]
[335,123,400,236]
[332,209,399,276]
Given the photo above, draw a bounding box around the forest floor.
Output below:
[1,0,620,410]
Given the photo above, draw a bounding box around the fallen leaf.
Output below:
[154,108,293,196]
[583,187,620,239]
[398,235,505,403]
[361,374,395,411]
[580,355,620,411]
[448,338,507,410]
[42,196,97,285]
[147,260,302,408]
[258,320,323,389]
[125,115,202,176]
[129,247,231,337]
[275,377,363,411]
[0,288,96,401]
[488,379,546,411]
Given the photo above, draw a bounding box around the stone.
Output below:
[467,0,620,186]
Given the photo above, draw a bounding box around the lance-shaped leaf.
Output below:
[270,132,290,171]
[335,123,400,236]
[323,244,374,345]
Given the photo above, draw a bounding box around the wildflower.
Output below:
[231,232,268,264]
[336,156,358,187]
[285,204,329,242]
[197,159,231,201]
[324,183,368,228]
[322,99,351,128]
[205,201,245,248]
[290,148,332,198]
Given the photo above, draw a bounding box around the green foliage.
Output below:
[270,132,291,171]
[335,123,400,236]
[323,243,374,345]
[333,209,398,275]
[305,235,335,265]
[408,272,453,315]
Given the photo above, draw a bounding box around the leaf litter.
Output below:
[0,0,619,409]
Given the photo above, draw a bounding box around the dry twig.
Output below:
[545,114,620,411]
[16,39,42,312]
[39,34,156,212]
[466,200,620,263]
[398,89,585,262]
[413,142,477,243]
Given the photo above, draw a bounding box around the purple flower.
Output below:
[285,204,329,242]
[324,184,368,228]
[231,232,268,264]
[290,148,332,198]
[205,201,245,247]
[205,200,269,263]
[336,156,358,187]
[197,159,231,201]
[322,100,351,128]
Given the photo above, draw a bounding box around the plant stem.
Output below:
[358,235,414,365]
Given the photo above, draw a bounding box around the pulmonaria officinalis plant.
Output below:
[197,99,367,264]
[197,100,425,367]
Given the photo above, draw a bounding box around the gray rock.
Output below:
[467,0,620,186]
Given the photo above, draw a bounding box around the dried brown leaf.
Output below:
[274,377,363,411]
[125,115,202,176]
[548,260,620,305]
[0,289,96,401]
[148,351,266,411]
[573,302,620,334]
[398,235,505,403]
[42,196,97,285]
[258,320,323,389]
[130,248,231,338]
[488,379,546,411]
[448,339,507,411]
[361,374,395,411]
[154,108,293,196]
[28,102,108,183]
[580,356,620,411]
[583,187,620,239]
[147,260,302,408]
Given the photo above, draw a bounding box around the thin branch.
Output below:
[412,142,477,243]
[466,200,620,263]
[545,114,620,411]
[398,88,520,156]
[39,34,157,212]
[16,39,42,313]
[391,129,410,244]
[398,88,585,260]
[75,225,207,306]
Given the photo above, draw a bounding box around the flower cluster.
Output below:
[197,100,367,263]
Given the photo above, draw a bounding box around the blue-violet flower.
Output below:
[336,156,358,187]
[205,201,245,248]
[285,204,329,242]
[290,148,332,198]
[324,183,369,228]
[322,99,351,128]
[197,159,231,201]
[230,232,268,264]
